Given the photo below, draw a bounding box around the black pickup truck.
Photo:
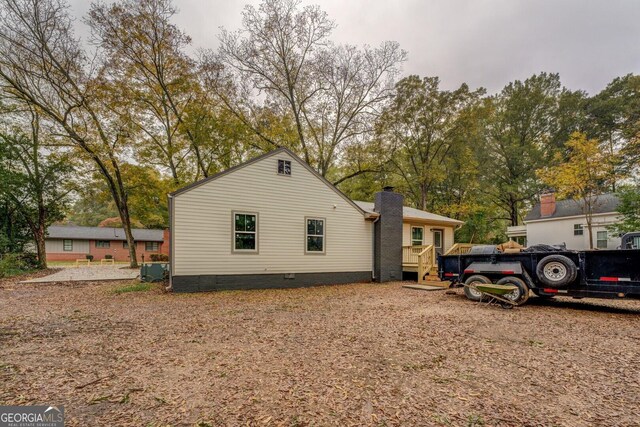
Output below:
[438,232,640,306]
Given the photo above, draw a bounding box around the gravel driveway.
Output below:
[1,277,639,426]
[19,265,139,283]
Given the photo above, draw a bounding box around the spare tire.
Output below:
[536,255,578,287]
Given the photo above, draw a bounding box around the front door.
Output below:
[432,229,444,255]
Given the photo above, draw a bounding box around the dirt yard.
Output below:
[1,275,639,427]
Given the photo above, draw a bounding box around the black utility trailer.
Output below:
[438,233,640,306]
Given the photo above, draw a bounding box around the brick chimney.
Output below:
[540,192,556,217]
[373,187,403,282]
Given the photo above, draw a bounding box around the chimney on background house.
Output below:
[540,191,556,217]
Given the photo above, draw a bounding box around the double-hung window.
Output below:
[596,231,608,249]
[145,241,159,251]
[411,227,423,246]
[306,218,325,253]
[233,212,258,252]
[95,240,110,248]
[63,239,73,251]
[574,224,584,236]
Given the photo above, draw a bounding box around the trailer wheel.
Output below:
[496,276,530,306]
[464,275,491,301]
[536,255,578,287]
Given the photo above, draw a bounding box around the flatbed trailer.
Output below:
[438,246,640,306]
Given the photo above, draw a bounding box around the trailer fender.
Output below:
[463,262,523,277]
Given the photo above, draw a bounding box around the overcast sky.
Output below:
[70,0,640,94]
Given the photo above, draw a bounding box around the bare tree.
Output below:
[87,0,199,183]
[213,0,406,183]
[0,0,140,266]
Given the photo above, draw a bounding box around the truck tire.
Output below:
[464,275,491,302]
[536,255,578,287]
[496,276,530,306]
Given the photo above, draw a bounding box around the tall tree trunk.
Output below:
[34,225,47,269]
[586,218,594,249]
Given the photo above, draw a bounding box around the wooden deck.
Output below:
[402,243,477,286]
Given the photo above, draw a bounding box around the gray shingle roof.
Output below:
[47,226,164,242]
[524,193,620,222]
[353,201,463,225]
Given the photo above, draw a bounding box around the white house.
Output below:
[508,192,621,250]
[168,148,462,292]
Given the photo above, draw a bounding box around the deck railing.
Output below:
[402,245,431,265]
[443,243,476,256]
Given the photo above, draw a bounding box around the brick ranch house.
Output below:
[45,226,169,262]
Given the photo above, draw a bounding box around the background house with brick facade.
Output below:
[45,226,169,262]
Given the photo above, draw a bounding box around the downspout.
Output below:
[166,194,174,292]
[371,216,380,280]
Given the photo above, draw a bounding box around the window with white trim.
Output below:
[596,231,608,249]
[234,212,258,251]
[574,224,584,236]
[306,218,325,253]
[411,227,423,246]
[145,241,159,251]
[277,159,291,175]
[95,240,110,248]
[63,239,73,251]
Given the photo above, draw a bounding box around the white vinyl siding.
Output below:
[173,152,372,275]
[526,213,622,250]
[44,239,89,253]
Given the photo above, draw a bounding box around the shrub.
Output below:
[150,253,169,262]
[85,254,94,261]
[0,253,30,278]
[18,252,40,269]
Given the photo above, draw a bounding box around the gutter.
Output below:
[370,215,380,281]
[166,194,174,292]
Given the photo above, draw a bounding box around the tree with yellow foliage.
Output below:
[538,132,619,249]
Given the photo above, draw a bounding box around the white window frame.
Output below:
[145,241,159,251]
[277,159,292,176]
[305,217,326,254]
[232,211,259,253]
[574,224,584,236]
[95,240,110,248]
[596,230,608,249]
[411,226,424,246]
[63,239,73,251]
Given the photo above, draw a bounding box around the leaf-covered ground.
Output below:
[1,275,639,426]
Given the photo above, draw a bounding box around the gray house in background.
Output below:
[507,192,622,250]
[168,148,462,292]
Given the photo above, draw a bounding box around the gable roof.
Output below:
[353,201,464,226]
[170,147,371,217]
[524,193,620,222]
[47,226,164,242]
